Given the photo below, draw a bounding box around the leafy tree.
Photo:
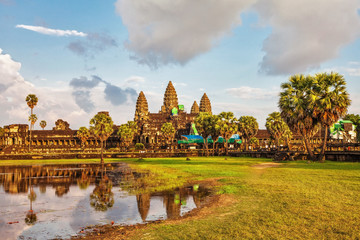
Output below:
[135,143,145,150]
[90,175,114,211]
[344,114,360,141]
[39,120,46,130]
[76,126,91,150]
[161,122,176,146]
[117,121,138,151]
[249,137,259,150]
[195,113,218,156]
[312,72,350,161]
[210,115,221,155]
[217,112,237,155]
[279,74,319,160]
[238,116,258,151]
[89,113,114,164]
[265,112,292,149]
[26,94,38,151]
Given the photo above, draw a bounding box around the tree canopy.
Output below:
[279,72,350,161]
[90,112,114,164]
[238,116,258,150]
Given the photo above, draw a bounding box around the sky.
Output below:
[1,0,360,130]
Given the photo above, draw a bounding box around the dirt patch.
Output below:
[251,162,282,169]
[70,178,234,240]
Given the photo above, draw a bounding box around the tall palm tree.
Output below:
[279,74,319,160]
[217,112,237,155]
[238,116,258,151]
[90,113,114,165]
[28,114,38,150]
[26,94,38,151]
[39,120,47,130]
[312,72,350,161]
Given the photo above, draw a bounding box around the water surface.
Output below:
[0,163,210,240]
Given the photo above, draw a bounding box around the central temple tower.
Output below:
[161,81,179,113]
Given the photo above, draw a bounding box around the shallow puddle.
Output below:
[0,163,210,240]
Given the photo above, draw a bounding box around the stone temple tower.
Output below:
[199,93,212,114]
[161,81,178,113]
[134,91,149,121]
[190,101,199,114]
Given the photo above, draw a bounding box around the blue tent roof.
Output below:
[181,135,204,140]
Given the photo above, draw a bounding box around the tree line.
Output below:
[11,71,354,163]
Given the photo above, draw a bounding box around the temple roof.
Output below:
[135,91,149,121]
[162,81,178,113]
[199,93,212,114]
[190,101,199,114]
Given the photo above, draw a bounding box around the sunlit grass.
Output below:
[125,158,360,240]
[1,157,359,239]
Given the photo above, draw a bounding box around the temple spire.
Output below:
[161,81,178,113]
[134,91,149,121]
[199,93,212,114]
[190,101,199,114]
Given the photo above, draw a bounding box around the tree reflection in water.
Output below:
[25,170,37,225]
[90,165,114,211]
[77,172,90,190]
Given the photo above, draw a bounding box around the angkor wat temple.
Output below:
[134,81,212,146]
[0,81,215,153]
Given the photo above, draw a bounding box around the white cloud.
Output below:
[16,24,87,37]
[226,86,278,99]
[115,0,360,75]
[254,0,360,75]
[0,49,135,129]
[125,76,145,84]
[115,0,255,68]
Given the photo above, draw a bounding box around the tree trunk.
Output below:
[303,137,315,161]
[212,142,215,156]
[318,125,328,162]
[100,140,104,165]
[224,139,228,156]
[29,108,33,152]
[203,138,209,157]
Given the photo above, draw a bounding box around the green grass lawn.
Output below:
[1,157,359,239]
[122,157,360,240]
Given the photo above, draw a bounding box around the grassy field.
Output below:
[1,157,360,239]
[122,157,360,240]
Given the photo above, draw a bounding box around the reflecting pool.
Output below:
[0,163,210,240]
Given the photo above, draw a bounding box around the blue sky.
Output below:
[1,0,360,129]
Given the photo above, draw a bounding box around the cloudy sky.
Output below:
[1,0,360,129]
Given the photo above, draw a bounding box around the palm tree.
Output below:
[39,120,47,130]
[26,94,38,151]
[90,112,114,165]
[28,114,38,149]
[238,116,258,151]
[279,74,319,160]
[312,72,350,161]
[76,127,91,150]
[265,112,292,150]
[161,122,176,148]
[217,112,237,155]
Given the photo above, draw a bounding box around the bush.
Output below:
[135,143,145,150]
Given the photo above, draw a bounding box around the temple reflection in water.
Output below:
[0,163,210,227]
